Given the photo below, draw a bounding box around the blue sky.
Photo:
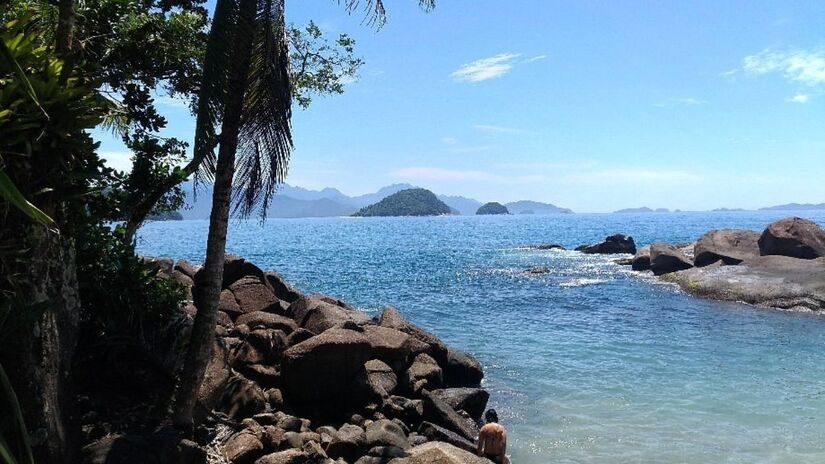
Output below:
[97,0,825,212]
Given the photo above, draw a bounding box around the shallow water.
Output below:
[137,210,825,464]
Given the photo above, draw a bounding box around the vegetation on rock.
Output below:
[476,202,509,215]
[352,188,453,217]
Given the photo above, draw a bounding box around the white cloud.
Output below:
[100,151,133,172]
[451,53,521,82]
[742,48,825,85]
[523,54,547,63]
[154,95,189,109]
[787,93,810,103]
[653,97,707,107]
[473,124,529,134]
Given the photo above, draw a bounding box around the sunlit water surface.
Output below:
[137,211,825,464]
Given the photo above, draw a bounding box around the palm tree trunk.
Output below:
[55,0,75,58]
[171,0,258,432]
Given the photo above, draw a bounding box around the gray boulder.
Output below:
[694,229,760,267]
[576,234,636,254]
[430,388,489,421]
[443,348,483,388]
[326,424,366,462]
[378,306,449,366]
[404,354,443,394]
[421,390,478,442]
[631,245,651,271]
[290,295,371,334]
[365,419,409,450]
[650,244,693,276]
[758,217,825,259]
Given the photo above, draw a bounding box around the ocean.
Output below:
[136,210,825,464]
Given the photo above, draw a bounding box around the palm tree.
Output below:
[171,0,436,431]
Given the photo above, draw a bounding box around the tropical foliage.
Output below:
[353,188,453,217]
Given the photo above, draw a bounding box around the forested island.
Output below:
[352,188,453,217]
[476,202,509,215]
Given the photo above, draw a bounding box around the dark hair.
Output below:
[485,409,498,423]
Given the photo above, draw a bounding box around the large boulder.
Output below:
[223,432,265,464]
[230,277,282,314]
[365,419,409,450]
[650,244,693,276]
[430,388,489,421]
[394,441,493,464]
[290,295,370,334]
[265,272,302,303]
[421,390,478,442]
[694,229,760,267]
[404,353,443,394]
[443,348,483,388]
[281,328,372,418]
[631,245,651,271]
[219,289,244,319]
[253,449,306,464]
[378,306,449,365]
[364,359,398,397]
[362,325,428,372]
[326,424,366,462]
[576,234,636,254]
[758,217,825,259]
[415,423,477,455]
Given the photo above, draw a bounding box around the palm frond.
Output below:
[340,0,435,28]
[232,0,292,217]
[192,0,239,194]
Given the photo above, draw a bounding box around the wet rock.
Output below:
[631,245,651,271]
[576,234,637,254]
[532,244,565,250]
[759,217,825,259]
[443,348,483,388]
[430,388,489,421]
[694,229,761,267]
[650,243,694,276]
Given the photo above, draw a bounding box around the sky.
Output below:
[96,0,825,213]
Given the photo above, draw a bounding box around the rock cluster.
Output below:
[93,255,496,464]
[619,217,825,311]
[575,234,637,254]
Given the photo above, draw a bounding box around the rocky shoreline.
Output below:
[574,217,825,312]
[82,255,497,464]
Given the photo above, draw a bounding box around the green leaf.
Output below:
[0,363,34,464]
[0,39,48,119]
[0,169,56,229]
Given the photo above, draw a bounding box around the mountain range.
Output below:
[176,183,573,219]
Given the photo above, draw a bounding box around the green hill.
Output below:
[352,188,453,217]
[476,202,509,215]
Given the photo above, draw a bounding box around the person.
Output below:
[477,409,507,463]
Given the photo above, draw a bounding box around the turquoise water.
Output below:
[137,211,825,464]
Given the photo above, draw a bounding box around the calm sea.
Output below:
[137,210,825,464]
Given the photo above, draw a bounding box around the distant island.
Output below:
[760,203,825,211]
[506,200,573,214]
[614,207,670,213]
[147,211,183,220]
[476,202,509,215]
[351,188,453,217]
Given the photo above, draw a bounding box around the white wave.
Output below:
[559,278,608,287]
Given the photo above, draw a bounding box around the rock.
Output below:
[266,389,284,409]
[239,364,281,388]
[82,432,184,464]
[361,325,428,372]
[219,289,244,318]
[282,431,303,450]
[365,419,409,450]
[576,234,637,254]
[355,445,409,463]
[365,359,398,396]
[430,388,489,421]
[254,449,307,464]
[694,229,761,267]
[421,390,478,442]
[281,328,372,418]
[443,348,483,388]
[262,427,286,450]
[217,311,234,328]
[525,266,550,274]
[276,413,304,432]
[290,295,370,334]
[302,440,327,461]
[218,376,268,420]
[197,340,233,414]
[378,306,449,366]
[170,269,194,299]
[174,259,200,279]
[416,423,477,454]
[266,272,302,303]
[142,256,174,274]
[326,424,366,462]
[286,328,315,347]
[404,353,443,394]
[532,244,565,250]
[224,432,265,464]
[178,439,207,464]
[631,245,651,271]
[383,396,424,425]
[663,255,825,311]
[230,277,282,314]
[612,258,633,266]
[236,312,299,334]
[395,441,493,464]
[650,243,694,276]
[759,217,825,259]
